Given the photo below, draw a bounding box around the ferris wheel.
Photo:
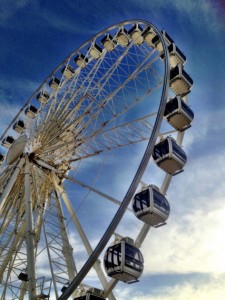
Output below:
[0,20,194,300]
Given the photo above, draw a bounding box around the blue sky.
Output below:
[0,0,225,299]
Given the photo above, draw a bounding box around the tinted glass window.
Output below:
[153,190,170,213]
[168,43,186,61]
[164,31,174,43]
[153,140,169,159]
[125,244,144,271]
[171,140,187,162]
[90,295,105,300]
[133,189,150,212]
[181,101,194,118]
[182,69,193,84]
[74,296,86,300]
[170,66,179,79]
[104,244,121,269]
[164,98,178,115]
[30,105,38,113]
[175,45,186,61]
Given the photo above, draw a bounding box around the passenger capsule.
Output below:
[129,24,144,45]
[117,28,130,47]
[74,53,89,68]
[13,120,25,133]
[73,288,105,300]
[49,77,60,91]
[37,91,50,104]
[143,26,157,47]
[166,43,186,67]
[133,185,170,226]
[18,271,28,282]
[170,64,193,96]
[104,238,144,283]
[18,272,28,282]
[153,137,187,175]
[0,153,4,165]
[152,30,174,52]
[25,105,38,119]
[164,96,194,131]
[2,136,15,148]
[101,34,117,51]
[160,43,186,67]
[89,43,102,59]
[61,65,75,79]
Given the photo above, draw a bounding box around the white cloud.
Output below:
[137,149,225,276]
[142,205,225,275]
[0,75,39,99]
[146,0,224,33]
[0,76,40,144]
[117,273,225,300]
[172,0,225,33]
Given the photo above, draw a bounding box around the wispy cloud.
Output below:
[0,75,39,102]
[0,0,30,25]
[135,0,225,34]
[0,76,40,138]
[172,0,225,33]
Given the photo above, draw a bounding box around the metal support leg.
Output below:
[24,156,36,300]
[51,172,117,300]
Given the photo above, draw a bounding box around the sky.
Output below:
[0,0,225,299]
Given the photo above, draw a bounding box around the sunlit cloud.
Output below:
[137,149,225,277]
[116,273,225,300]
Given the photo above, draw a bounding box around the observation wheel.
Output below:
[0,20,193,300]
